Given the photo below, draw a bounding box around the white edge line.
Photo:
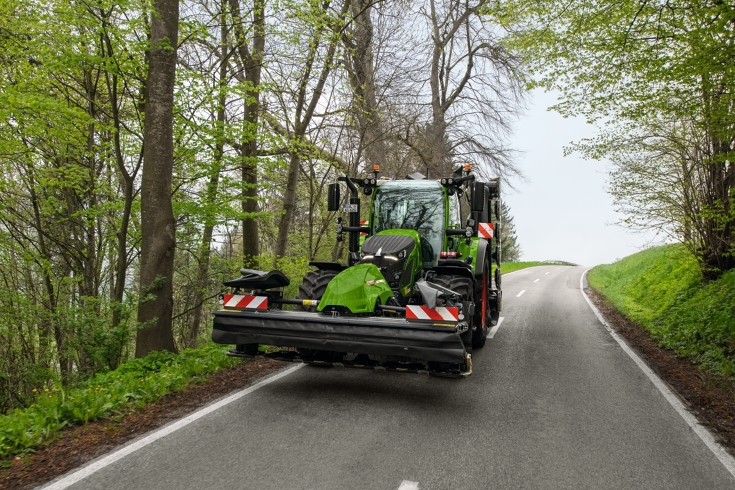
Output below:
[488,317,504,339]
[397,481,419,490]
[40,363,305,490]
[580,269,735,479]
[516,290,526,297]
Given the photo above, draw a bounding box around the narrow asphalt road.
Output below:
[43,266,735,489]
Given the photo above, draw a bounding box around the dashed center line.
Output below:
[516,290,526,297]
[488,316,504,339]
[533,279,540,283]
[398,481,419,490]
[545,272,550,275]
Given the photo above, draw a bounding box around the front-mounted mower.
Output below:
[212,166,502,377]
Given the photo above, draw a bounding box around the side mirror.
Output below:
[328,183,340,211]
[486,179,500,199]
[471,182,485,212]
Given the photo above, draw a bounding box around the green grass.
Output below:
[588,244,735,378]
[501,261,541,273]
[0,343,242,463]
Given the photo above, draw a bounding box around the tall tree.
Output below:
[343,0,387,170]
[229,0,266,268]
[136,0,180,357]
[382,0,524,179]
[508,0,735,278]
[500,203,521,262]
[273,0,352,261]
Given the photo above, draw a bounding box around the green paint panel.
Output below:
[317,263,393,314]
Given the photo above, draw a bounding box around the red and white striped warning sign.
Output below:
[478,222,494,239]
[223,294,268,310]
[406,305,459,322]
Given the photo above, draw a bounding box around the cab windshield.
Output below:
[372,180,445,267]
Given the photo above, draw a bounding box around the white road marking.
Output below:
[398,481,419,490]
[488,317,504,339]
[580,270,735,480]
[516,290,526,297]
[545,272,550,275]
[533,279,540,283]
[40,364,305,490]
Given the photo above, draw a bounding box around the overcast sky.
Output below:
[505,89,659,266]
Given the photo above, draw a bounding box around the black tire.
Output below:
[471,259,492,349]
[430,274,474,353]
[296,269,340,362]
[296,269,339,312]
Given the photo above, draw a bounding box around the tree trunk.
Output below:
[187,3,228,348]
[347,0,387,170]
[274,0,351,261]
[274,149,303,261]
[230,0,265,268]
[136,0,179,358]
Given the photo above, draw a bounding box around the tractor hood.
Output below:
[317,263,393,314]
[360,229,422,297]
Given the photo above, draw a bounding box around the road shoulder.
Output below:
[584,282,735,460]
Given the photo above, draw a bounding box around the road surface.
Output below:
[43,266,735,489]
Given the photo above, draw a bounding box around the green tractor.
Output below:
[212,166,502,377]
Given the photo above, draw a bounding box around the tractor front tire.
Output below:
[296,269,340,363]
[297,269,338,312]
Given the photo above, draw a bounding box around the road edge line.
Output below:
[580,269,735,479]
[39,363,305,490]
[488,317,504,339]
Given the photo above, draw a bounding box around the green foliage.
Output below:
[255,253,312,299]
[589,245,735,377]
[500,204,522,262]
[505,0,735,277]
[0,344,241,462]
[501,261,540,273]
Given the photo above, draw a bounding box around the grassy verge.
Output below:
[501,261,541,273]
[0,344,241,463]
[588,244,735,377]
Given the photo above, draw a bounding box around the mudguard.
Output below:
[317,264,393,314]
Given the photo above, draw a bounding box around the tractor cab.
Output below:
[370,180,445,269]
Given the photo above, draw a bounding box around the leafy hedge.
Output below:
[501,261,541,273]
[588,245,735,377]
[0,344,241,463]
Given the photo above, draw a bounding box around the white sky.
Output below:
[505,89,659,266]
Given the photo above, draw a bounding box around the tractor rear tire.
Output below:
[430,274,474,353]
[472,259,492,349]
